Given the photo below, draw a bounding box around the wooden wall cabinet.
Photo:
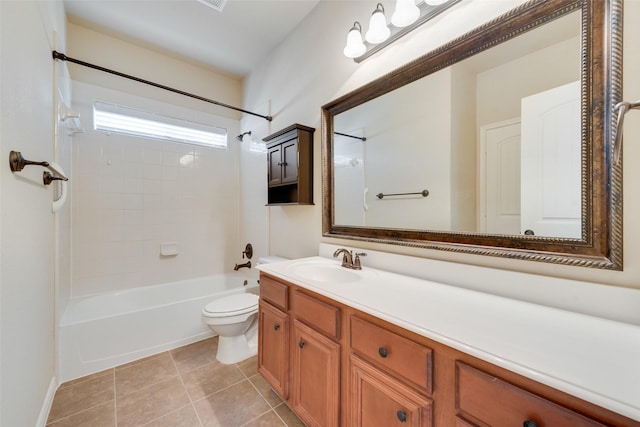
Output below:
[257,272,640,427]
[263,123,314,205]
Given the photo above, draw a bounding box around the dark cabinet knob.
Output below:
[523,421,538,427]
[378,347,388,358]
[274,323,280,331]
[298,340,305,348]
[524,229,535,235]
[396,410,407,423]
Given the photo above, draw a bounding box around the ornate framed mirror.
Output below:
[322,0,623,269]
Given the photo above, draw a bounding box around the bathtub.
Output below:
[59,273,259,382]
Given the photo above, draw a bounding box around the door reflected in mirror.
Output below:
[333,11,581,238]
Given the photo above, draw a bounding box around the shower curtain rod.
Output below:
[52,51,273,122]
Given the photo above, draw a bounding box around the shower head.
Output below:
[236,131,251,142]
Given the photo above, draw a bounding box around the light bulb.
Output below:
[343,22,366,58]
[365,3,390,44]
[424,0,449,5]
[392,0,420,27]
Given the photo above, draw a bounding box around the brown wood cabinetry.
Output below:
[455,362,605,427]
[257,301,289,399]
[263,123,314,205]
[350,355,432,427]
[291,320,340,427]
[257,272,640,427]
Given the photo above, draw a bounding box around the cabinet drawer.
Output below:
[293,290,340,340]
[350,316,433,393]
[456,362,605,427]
[260,275,288,311]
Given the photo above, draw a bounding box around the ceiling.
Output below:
[63,0,322,78]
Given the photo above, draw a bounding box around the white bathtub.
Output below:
[59,273,259,382]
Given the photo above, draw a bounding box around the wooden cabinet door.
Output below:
[350,356,433,427]
[281,139,298,184]
[257,302,289,399]
[267,144,283,186]
[291,320,340,427]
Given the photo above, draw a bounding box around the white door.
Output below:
[521,81,581,238]
[480,119,521,234]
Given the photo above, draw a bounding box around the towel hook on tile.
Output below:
[9,150,69,184]
[613,99,640,164]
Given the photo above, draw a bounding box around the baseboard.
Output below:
[36,376,59,427]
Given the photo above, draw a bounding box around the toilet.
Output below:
[201,256,288,364]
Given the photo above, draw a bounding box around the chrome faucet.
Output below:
[333,249,367,270]
[233,261,251,271]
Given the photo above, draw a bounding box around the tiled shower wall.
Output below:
[71,81,241,298]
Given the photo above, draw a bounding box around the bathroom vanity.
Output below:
[256,257,640,427]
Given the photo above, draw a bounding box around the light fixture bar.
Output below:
[353,0,462,63]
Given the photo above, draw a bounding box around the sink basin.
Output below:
[289,263,362,283]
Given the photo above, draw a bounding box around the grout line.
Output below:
[45,401,116,426]
[239,409,284,427]
[139,404,194,427]
[271,403,292,427]
[112,352,181,400]
[113,369,118,426]
[169,347,204,427]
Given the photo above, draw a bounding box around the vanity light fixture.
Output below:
[343,22,367,59]
[391,0,420,27]
[365,4,391,44]
[344,0,461,62]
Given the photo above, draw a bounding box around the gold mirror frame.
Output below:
[322,0,623,269]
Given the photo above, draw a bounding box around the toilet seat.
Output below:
[203,293,258,318]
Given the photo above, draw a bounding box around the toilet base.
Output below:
[215,324,258,364]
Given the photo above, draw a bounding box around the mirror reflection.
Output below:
[333,11,581,238]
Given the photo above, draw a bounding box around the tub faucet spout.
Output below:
[234,261,251,271]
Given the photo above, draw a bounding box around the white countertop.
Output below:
[257,256,640,422]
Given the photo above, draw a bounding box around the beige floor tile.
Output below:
[194,380,271,427]
[274,403,305,427]
[47,372,114,423]
[58,369,113,390]
[143,404,201,427]
[241,410,286,427]
[46,401,115,427]
[115,352,178,396]
[236,356,259,377]
[181,360,245,400]
[115,351,169,371]
[171,337,219,373]
[116,377,191,427]
[248,374,282,408]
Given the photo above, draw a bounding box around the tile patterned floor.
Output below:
[46,337,305,426]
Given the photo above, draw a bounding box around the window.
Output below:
[93,101,227,149]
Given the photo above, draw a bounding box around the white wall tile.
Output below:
[71,81,240,297]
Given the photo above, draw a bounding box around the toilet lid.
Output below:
[203,293,259,315]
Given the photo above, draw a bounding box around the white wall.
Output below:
[1,1,67,425]
[476,36,580,128]
[243,0,640,292]
[334,69,452,230]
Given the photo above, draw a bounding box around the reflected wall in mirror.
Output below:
[322,0,623,269]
